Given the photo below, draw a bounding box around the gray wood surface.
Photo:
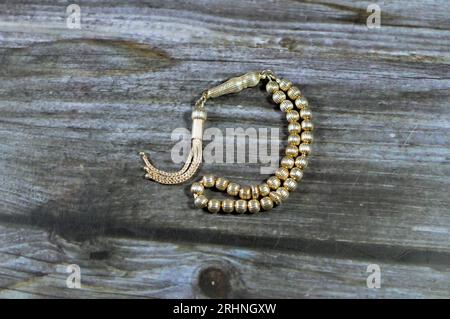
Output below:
[0,0,449,298]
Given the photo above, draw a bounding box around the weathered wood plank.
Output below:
[0,225,449,298]
[0,0,449,298]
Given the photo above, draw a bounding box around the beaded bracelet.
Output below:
[140,70,313,214]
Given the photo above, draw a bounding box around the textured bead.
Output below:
[258,183,271,197]
[290,167,304,181]
[280,156,295,169]
[272,90,286,104]
[266,81,279,94]
[260,196,274,211]
[288,122,301,134]
[279,100,294,112]
[239,186,252,200]
[295,96,308,109]
[300,108,312,120]
[248,199,261,214]
[269,191,282,205]
[267,176,281,190]
[194,195,209,208]
[295,156,308,169]
[202,175,216,188]
[285,145,299,157]
[191,109,207,121]
[215,177,229,191]
[275,167,290,180]
[278,79,293,91]
[235,199,248,214]
[299,143,312,155]
[227,182,240,196]
[276,187,290,201]
[190,182,204,195]
[284,178,298,191]
[301,131,313,143]
[251,185,260,199]
[288,133,301,146]
[287,86,301,100]
[207,199,221,213]
[221,199,235,213]
[301,119,314,131]
[286,110,300,123]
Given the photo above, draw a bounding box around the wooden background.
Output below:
[0,0,449,298]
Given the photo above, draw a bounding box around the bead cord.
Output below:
[140,70,313,213]
[188,70,314,214]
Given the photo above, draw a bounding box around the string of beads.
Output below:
[191,71,313,214]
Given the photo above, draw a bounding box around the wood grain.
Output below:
[0,0,449,298]
[1,225,449,298]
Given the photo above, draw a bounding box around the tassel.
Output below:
[140,92,207,185]
[140,138,202,185]
[140,71,262,185]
